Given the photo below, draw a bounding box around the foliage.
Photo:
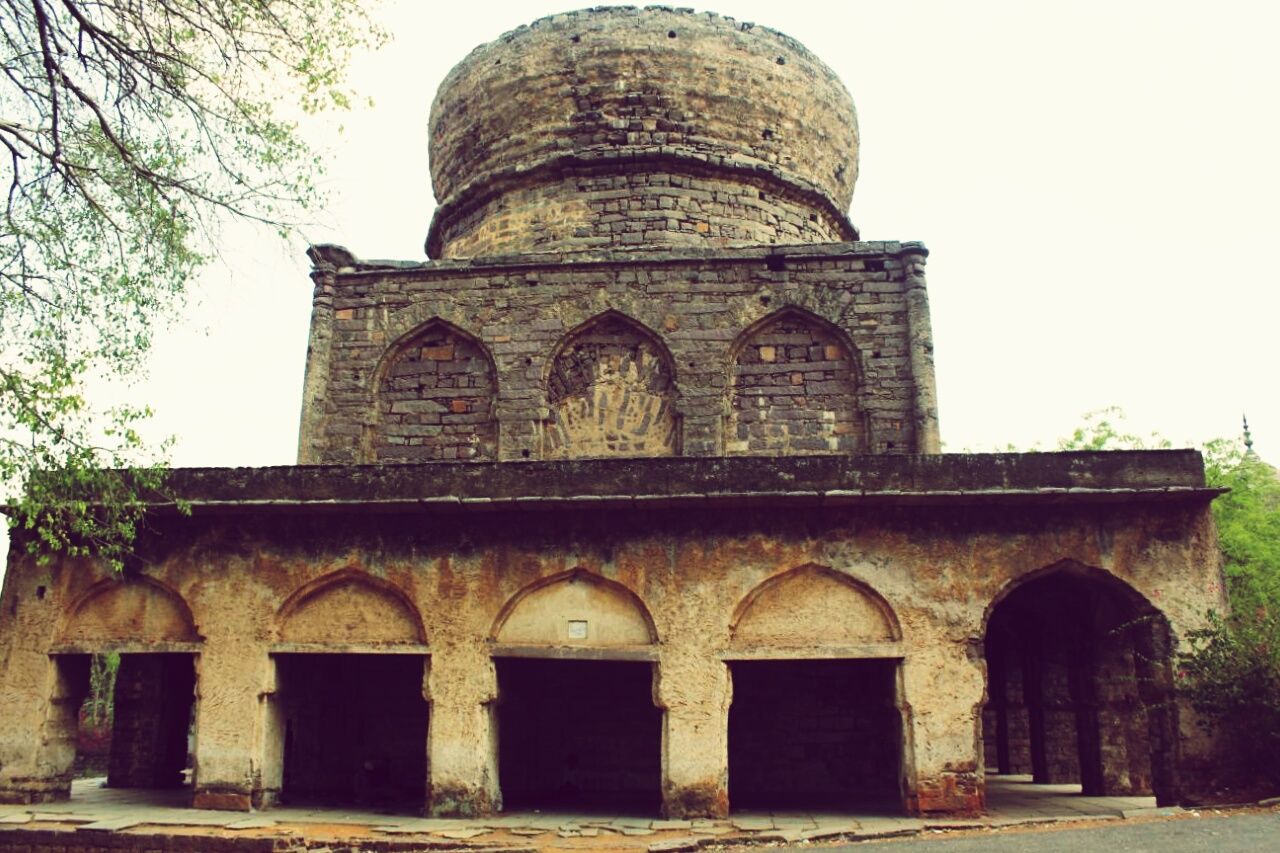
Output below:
[1201,438,1280,608]
[1179,609,1280,785]
[0,1,383,570]
[1054,406,1171,452]
[83,651,119,728]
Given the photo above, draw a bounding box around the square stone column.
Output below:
[191,638,270,810]
[655,651,731,818]
[427,648,499,816]
[899,636,986,816]
[0,654,85,804]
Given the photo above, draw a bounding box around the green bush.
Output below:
[1179,608,1280,786]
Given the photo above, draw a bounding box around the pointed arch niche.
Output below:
[56,577,201,651]
[728,565,901,657]
[491,569,658,655]
[373,318,498,462]
[726,308,865,455]
[543,312,680,459]
[275,569,426,650]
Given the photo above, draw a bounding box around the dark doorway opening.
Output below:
[982,566,1178,802]
[728,659,902,812]
[496,658,661,813]
[55,652,196,790]
[275,654,428,808]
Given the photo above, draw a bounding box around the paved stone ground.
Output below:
[805,810,1280,852]
[0,774,1172,850]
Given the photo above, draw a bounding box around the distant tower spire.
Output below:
[1243,414,1255,455]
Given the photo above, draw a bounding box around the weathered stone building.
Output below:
[0,7,1224,820]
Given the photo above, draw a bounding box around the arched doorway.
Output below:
[50,577,201,794]
[726,565,906,812]
[490,570,662,812]
[982,562,1179,804]
[270,570,429,809]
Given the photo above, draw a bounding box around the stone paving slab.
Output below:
[77,817,143,831]
[224,816,279,830]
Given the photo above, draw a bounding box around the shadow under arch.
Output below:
[56,575,201,649]
[541,309,681,459]
[724,305,869,454]
[980,558,1180,805]
[275,567,427,647]
[729,563,902,649]
[367,316,499,463]
[490,568,659,649]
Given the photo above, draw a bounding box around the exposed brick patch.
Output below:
[728,311,863,455]
[545,314,678,459]
[376,323,497,462]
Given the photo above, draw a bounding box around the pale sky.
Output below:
[3,1,1279,565]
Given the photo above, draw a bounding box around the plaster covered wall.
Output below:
[0,490,1222,818]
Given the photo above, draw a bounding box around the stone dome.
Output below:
[426,7,860,259]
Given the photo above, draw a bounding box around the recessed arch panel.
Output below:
[493,570,657,647]
[277,569,426,646]
[373,317,498,462]
[58,577,200,647]
[543,311,680,459]
[726,307,865,455]
[731,565,899,648]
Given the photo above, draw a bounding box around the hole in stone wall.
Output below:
[521,449,531,458]
[496,658,661,813]
[776,56,786,65]
[728,659,902,812]
[36,586,46,600]
[276,654,428,808]
[765,255,784,272]
[872,351,882,359]
[759,295,771,306]
[571,34,581,43]
[762,129,774,140]
[667,30,677,38]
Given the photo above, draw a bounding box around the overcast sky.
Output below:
[3,1,1278,566]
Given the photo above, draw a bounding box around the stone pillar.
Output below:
[900,637,985,816]
[427,648,499,816]
[0,655,87,804]
[297,246,341,464]
[654,651,731,819]
[902,246,941,454]
[255,658,285,809]
[191,639,269,810]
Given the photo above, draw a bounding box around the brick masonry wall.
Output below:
[299,243,934,464]
[436,164,851,259]
[729,310,864,454]
[426,8,859,259]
